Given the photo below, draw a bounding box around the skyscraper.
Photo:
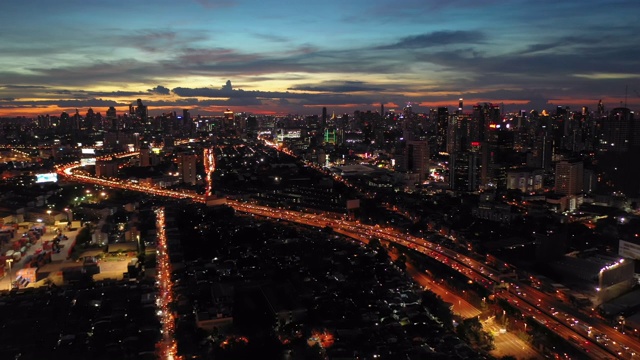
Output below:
[321,107,327,130]
[405,140,430,182]
[435,107,449,154]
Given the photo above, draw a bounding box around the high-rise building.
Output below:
[178,153,198,185]
[471,103,500,143]
[405,140,430,182]
[435,107,449,154]
[135,99,148,121]
[106,106,117,130]
[321,107,327,130]
[600,107,635,152]
[223,109,235,130]
[555,160,583,195]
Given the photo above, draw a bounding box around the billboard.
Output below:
[81,148,95,155]
[35,173,58,183]
[80,158,96,166]
[346,199,360,210]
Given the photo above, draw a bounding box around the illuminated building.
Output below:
[203,148,215,197]
[178,152,198,185]
[555,159,583,195]
[506,168,543,192]
[435,107,449,154]
[324,128,337,145]
[223,108,234,130]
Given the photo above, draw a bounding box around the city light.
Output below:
[155,207,182,360]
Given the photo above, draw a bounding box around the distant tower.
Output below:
[435,107,449,154]
[223,109,234,129]
[135,99,148,121]
[321,107,327,129]
[381,103,384,117]
[458,98,463,114]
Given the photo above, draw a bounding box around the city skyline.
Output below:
[1,0,639,117]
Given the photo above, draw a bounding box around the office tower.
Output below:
[435,107,449,154]
[470,103,500,143]
[458,98,463,114]
[482,128,514,189]
[527,133,553,171]
[380,103,384,118]
[178,153,198,186]
[322,107,327,130]
[405,140,430,182]
[555,159,583,195]
[224,109,234,130]
[450,150,480,192]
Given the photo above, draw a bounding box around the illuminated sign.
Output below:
[471,142,480,147]
[35,173,58,183]
[81,148,95,155]
[80,158,96,166]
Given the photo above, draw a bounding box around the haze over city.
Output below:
[1,0,639,117]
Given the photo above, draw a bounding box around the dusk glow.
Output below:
[1,0,639,116]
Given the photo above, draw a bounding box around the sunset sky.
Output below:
[1,0,639,117]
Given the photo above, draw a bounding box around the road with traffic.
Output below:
[56,157,638,359]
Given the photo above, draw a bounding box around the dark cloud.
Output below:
[289,81,385,93]
[195,0,236,9]
[377,30,486,50]
[252,33,290,43]
[148,85,171,95]
[115,30,209,53]
[1,84,49,89]
[0,98,125,108]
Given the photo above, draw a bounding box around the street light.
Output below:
[6,258,13,291]
[47,209,52,225]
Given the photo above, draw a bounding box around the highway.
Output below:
[56,157,637,359]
